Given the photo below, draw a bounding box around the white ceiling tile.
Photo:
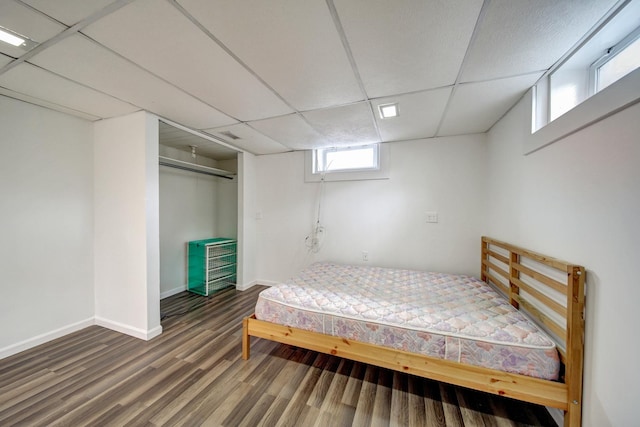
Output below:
[29,34,238,129]
[203,123,290,155]
[461,0,620,82]
[302,102,379,146]
[0,0,66,58]
[373,88,452,142]
[20,0,117,26]
[248,114,328,150]
[0,86,100,120]
[438,73,543,136]
[82,0,294,121]
[0,63,139,118]
[178,0,363,111]
[334,0,483,97]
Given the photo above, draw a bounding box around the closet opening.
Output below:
[158,120,239,302]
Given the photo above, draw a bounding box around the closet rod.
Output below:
[159,157,234,180]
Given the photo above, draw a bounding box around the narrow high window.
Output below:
[312,144,379,174]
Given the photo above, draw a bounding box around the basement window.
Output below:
[305,143,390,182]
[591,27,640,93]
[527,0,640,154]
[313,144,379,174]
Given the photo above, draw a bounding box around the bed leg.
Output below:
[564,401,582,427]
[242,316,250,360]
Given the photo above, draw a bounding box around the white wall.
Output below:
[486,94,640,427]
[94,111,161,340]
[254,135,487,283]
[237,151,257,289]
[159,156,238,298]
[0,96,94,357]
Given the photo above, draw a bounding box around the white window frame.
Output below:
[526,0,640,155]
[589,25,640,95]
[312,144,380,174]
[305,143,390,182]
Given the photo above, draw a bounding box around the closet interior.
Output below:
[158,121,239,299]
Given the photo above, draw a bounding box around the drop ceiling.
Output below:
[0,0,621,156]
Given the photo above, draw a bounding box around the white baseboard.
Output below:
[95,317,163,341]
[0,317,94,360]
[160,285,187,299]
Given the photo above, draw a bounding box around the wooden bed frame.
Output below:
[242,237,586,427]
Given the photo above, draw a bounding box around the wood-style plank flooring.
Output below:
[0,286,558,426]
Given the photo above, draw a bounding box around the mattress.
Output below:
[255,263,560,380]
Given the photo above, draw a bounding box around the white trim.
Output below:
[526,68,640,154]
[95,317,163,341]
[160,285,187,300]
[0,317,94,360]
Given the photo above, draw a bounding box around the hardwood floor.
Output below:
[0,286,558,426]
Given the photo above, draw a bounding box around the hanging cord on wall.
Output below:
[305,167,329,253]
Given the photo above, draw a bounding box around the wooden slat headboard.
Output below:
[480,236,586,412]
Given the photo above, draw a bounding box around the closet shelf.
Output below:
[159,156,235,179]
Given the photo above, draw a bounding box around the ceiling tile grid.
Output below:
[0,0,625,157]
[19,0,121,27]
[247,114,328,150]
[333,0,484,97]
[28,34,238,130]
[373,87,453,142]
[82,0,294,121]
[438,72,544,136]
[203,123,291,155]
[0,0,66,58]
[461,0,621,82]
[178,0,365,112]
[0,62,139,118]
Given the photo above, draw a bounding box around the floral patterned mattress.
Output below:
[255,263,560,380]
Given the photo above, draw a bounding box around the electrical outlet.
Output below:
[362,251,369,261]
[425,211,438,223]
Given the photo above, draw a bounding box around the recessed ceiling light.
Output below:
[0,27,24,47]
[0,26,37,51]
[378,103,399,119]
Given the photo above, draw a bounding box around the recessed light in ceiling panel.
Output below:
[178,0,364,111]
[460,0,620,82]
[29,34,238,129]
[333,0,483,97]
[82,0,294,121]
[0,26,26,47]
[375,88,451,142]
[377,103,399,119]
[0,0,65,57]
[438,73,542,136]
